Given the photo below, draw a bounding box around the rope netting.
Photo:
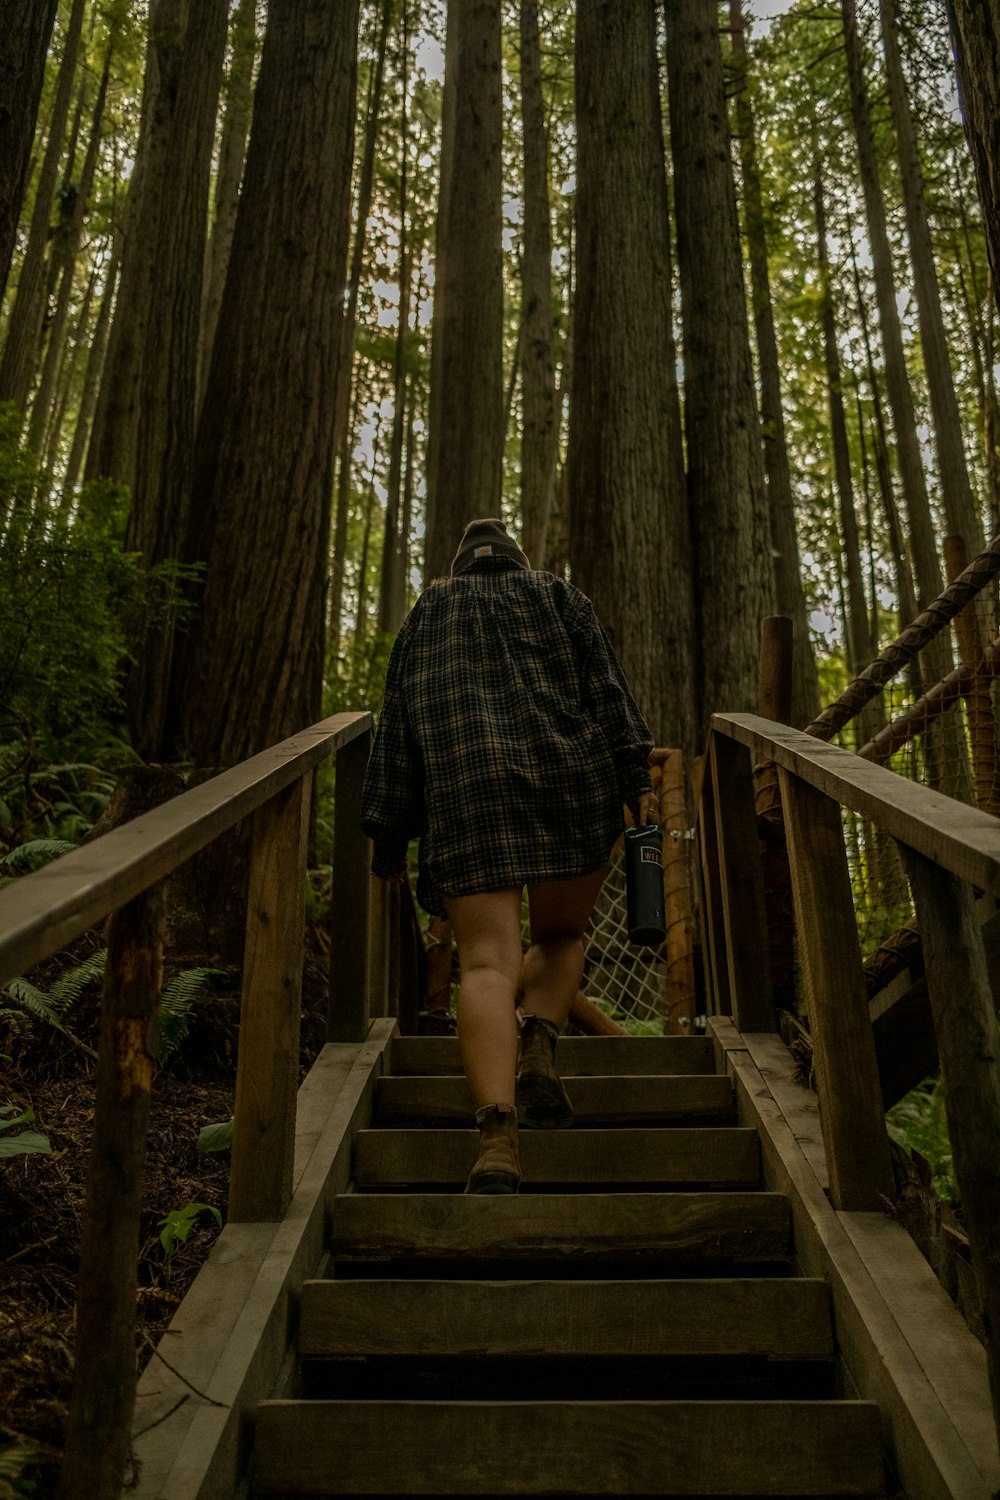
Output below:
[809,534,1000,969]
[581,838,671,1033]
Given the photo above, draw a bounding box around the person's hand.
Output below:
[380,869,408,887]
[627,790,659,828]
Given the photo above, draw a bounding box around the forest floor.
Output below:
[0,928,332,1498]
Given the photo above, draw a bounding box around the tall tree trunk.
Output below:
[731,0,818,727]
[25,52,111,459]
[424,0,504,584]
[173,0,361,766]
[667,0,771,737]
[60,239,120,512]
[0,0,84,412]
[570,0,695,750]
[0,0,59,303]
[330,373,363,652]
[945,0,1000,308]
[841,0,944,613]
[519,0,558,569]
[881,0,983,555]
[379,2,412,635]
[198,0,257,413]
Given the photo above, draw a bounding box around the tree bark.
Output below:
[423,0,504,584]
[198,0,257,413]
[945,0,1000,309]
[731,0,818,728]
[667,0,772,738]
[0,0,84,413]
[0,0,58,305]
[881,0,983,555]
[173,0,360,766]
[519,0,559,570]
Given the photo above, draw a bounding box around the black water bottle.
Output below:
[624,824,666,947]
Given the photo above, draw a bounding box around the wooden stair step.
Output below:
[254,1398,885,1495]
[389,1034,716,1077]
[330,1192,792,1272]
[352,1127,759,1188]
[299,1277,833,1361]
[374,1073,735,1127]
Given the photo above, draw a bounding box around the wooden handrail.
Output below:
[0,712,372,986]
[711,713,1000,897]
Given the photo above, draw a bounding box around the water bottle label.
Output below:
[641,847,662,866]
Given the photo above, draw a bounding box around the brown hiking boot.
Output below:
[465,1104,521,1194]
[516,1013,574,1129]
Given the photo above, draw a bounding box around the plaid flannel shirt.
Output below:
[360,560,654,915]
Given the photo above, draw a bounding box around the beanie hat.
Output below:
[450,518,531,576]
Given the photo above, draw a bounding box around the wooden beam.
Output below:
[709,732,774,1031]
[328,725,374,1042]
[229,775,311,1222]
[900,846,1000,1451]
[659,749,696,1035]
[713,714,1000,898]
[780,771,894,1210]
[694,753,731,1016]
[0,712,372,986]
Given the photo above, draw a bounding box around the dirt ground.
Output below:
[0,931,331,1498]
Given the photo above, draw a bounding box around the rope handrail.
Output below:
[711,712,1000,898]
[0,710,372,985]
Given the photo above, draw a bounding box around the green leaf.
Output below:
[0,1128,52,1158]
[158,1201,223,1256]
[0,838,76,870]
[197,1119,234,1154]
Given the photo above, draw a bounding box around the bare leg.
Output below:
[522,866,607,1023]
[444,888,523,1110]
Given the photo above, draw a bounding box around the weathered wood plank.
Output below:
[0,713,372,987]
[387,1035,716,1077]
[299,1277,832,1360]
[330,1192,791,1267]
[713,713,1000,898]
[694,752,732,1016]
[780,771,894,1211]
[230,776,311,1222]
[709,731,775,1031]
[328,725,374,1042]
[374,1073,734,1127]
[723,1039,1000,1500]
[900,847,1000,1449]
[352,1127,759,1188]
[254,1398,885,1495]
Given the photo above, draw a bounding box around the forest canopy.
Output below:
[1,0,998,786]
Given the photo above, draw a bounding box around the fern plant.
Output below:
[887,1076,957,1204]
[2,949,108,1034]
[158,968,229,1064]
[0,838,78,872]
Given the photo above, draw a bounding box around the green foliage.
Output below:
[887,1076,957,1204]
[158,1201,222,1258]
[0,1104,52,1159]
[158,967,229,1066]
[197,1119,234,1154]
[0,838,77,871]
[0,404,199,764]
[2,949,107,1036]
[0,1442,41,1500]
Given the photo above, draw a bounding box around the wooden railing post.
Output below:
[709,731,775,1031]
[780,770,894,1210]
[899,844,1000,1443]
[328,725,373,1042]
[693,753,731,1017]
[659,748,696,1034]
[229,773,311,1222]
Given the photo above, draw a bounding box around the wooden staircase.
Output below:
[253,1033,887,1496]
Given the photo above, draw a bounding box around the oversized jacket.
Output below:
[360,557,654,916]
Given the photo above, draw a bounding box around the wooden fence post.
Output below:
[709,731,774,1032]
[229,774,311,1222]
[900,844,1000,1447]
[57,882,164,1500]
[659,748,696,1035]
[328,725,373,1042]
[780,770,894,1210]
[693,753,730,1018]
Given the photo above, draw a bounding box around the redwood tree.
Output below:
[423,0,504,583]
[946,0,1000,307]
[666,0,773,732]
[570,0,695,752]
[171,0,361,765]
[0,0,58,302]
